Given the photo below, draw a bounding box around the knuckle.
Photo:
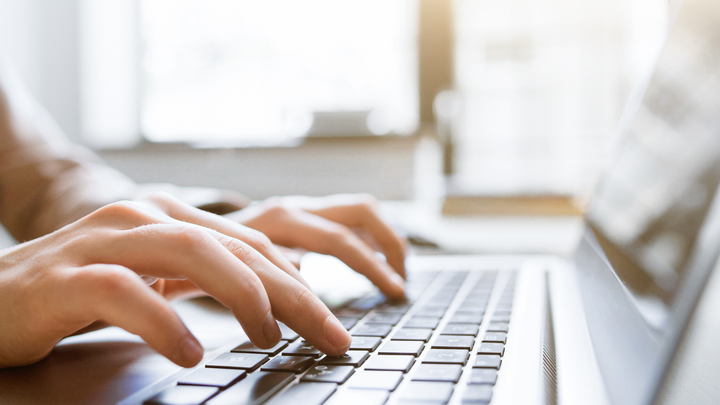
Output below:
[82,265,137,297]
[218,236,265,269]
[142,191,178,210]
[238,271,266,303]
[263,202,289,217]
[166,225,214,251]
[220,236,252,258]
[325,224,353,244]
[245,230,273,252]
[90,201,143,222]
[293,286,315,309]
[355,193,378,210]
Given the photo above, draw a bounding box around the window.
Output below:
[451,0,669,195]
[139,0,418,144]
[78,0,669,197]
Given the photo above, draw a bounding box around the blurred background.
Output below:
[0,0,670,202]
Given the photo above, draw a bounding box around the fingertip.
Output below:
[324,316,351,355]
[393,260,407,280]
[387,272,406,300]
[261,310,282,348]
[178,336,204,367]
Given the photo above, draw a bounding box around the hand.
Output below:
[0,193,351,368]
[225,194,408,300]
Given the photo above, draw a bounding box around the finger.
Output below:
[60,264,204,367]
[211,245,352,356]
[94,224,281,349]
[305,199,408,278]
[274,245,305,269]
[159,279,207,301]
[143,193,311,290]
[256,209,405,300]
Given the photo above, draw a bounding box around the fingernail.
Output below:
[181,336,203,365]
[263,311,281,345]
[324,316,351,351]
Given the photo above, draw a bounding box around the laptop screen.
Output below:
[577,1,720,404]
[585,0,720,332]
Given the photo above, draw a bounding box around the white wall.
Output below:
[0,0,81,141]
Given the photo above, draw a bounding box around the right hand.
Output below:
[0,193,353,369]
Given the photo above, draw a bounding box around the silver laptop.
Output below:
[2,0,720,404]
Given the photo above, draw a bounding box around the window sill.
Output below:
[97,134,422,200]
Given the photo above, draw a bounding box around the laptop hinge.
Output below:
[543,272,558,405]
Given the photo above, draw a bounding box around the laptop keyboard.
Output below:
[144,270,517,405]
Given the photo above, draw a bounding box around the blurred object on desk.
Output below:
[442,193,584,217]
[381,200,583,256]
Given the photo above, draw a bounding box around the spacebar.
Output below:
[205,371,295,405]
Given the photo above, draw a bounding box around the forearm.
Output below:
[0,63,137,241]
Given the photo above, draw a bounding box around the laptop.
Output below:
[2,0,720,403]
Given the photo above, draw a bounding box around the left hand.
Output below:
[225,194,408,300]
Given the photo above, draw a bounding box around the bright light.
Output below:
[140,0,418,143]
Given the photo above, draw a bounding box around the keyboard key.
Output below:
[397,381,454,403]
[363,355,416,373]
[442,323,479,336]
[493,309,511,316]
[206,352,268,371]
[145,385,218,405]
[348,371,403,391]
[302,365,355,384]
[334,308,368,318]
[423,349,469,365]
[487,322,509,333]
[477,343,505,357]
[434,291,458,299]
[178,368,245,387]
[463,384,493,404]
[283,341,323,358]
[278,322,300,341]
[448,314,483,324]
[414,307,445,317]
[261,356,315,373]
[459,302,488,312]
[491,314,511,323]
[325,388,389,405]
[320,350,370,367]
[473,355,501,369]
[404,317,440,329]
[392,328,433,342]
[205,371,294,405]
[350,296,386,311]
[231,340,287,356]
[422,302,450,310]
[426,290,457,306]
[337,317,359,330]
[432,335,475,350]
[412,364,463,383]
[269,383,336,405]
[468,368,498,385]
[375,302,411,314]
[350,336,382,351]
[483,332,507,344]
[463,295,490,304]
[378,340,425,357]
[353,324,393,338]
[367,313,403,325]
[454,308,485,315]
